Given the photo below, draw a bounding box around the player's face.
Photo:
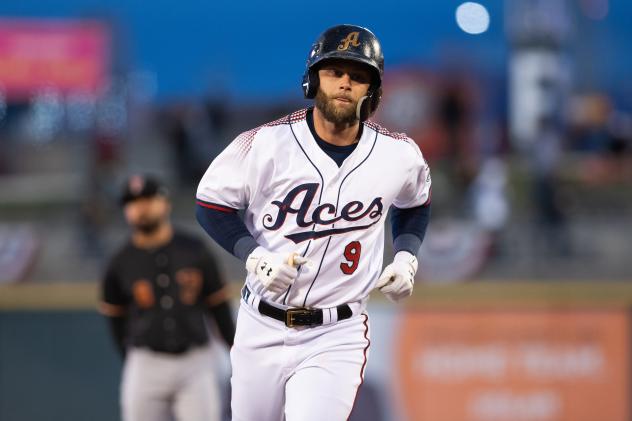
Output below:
[123,196,171,234]
[315,60,372,125]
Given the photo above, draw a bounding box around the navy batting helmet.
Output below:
[302,24,384,120]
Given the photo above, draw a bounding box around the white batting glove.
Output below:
[245,247,309,294]
[376,251,418,302]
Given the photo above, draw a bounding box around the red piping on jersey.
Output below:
[424,186,432,206]
[346,313,370,421]
[195,200,237,213]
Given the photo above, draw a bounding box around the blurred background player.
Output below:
[98,174,235,421]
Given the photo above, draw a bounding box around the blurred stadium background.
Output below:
[0,0,631,420]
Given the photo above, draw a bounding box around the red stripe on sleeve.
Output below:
[196,201,237,213]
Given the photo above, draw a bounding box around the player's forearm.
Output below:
[106,316,127,359]
[196,205,258,261]
[390,203,431,255]
[207,301,236,347]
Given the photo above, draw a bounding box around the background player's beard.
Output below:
[315,89,358,126]
[132,217,162,235]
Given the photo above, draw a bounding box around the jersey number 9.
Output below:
[340,241,362,275]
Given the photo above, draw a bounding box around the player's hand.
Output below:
[376,251,418,302]
[245,247,309,293]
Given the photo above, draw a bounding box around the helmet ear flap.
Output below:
[302,69,319,99]
[357,87,382,122]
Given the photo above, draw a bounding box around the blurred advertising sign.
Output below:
[397,309,629,421]
[509,49,570,149]
[0,19,109,100]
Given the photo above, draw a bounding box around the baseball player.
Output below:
[196,24,431,420]
[99,174,235,421]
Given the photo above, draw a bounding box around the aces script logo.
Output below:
[262,183,383,243]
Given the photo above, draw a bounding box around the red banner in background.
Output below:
[397,309,630,421]
[0,19,110,100]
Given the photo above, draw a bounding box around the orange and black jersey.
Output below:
[100,230,233,355]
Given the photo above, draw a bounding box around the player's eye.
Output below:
[350,72,370,84]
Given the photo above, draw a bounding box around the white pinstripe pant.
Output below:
[230,301,371,421]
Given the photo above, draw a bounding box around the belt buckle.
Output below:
[285,308,314,328]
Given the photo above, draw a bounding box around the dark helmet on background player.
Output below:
[120,174,169,206]
[302,24,384,121]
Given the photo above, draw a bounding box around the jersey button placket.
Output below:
[163,317,176,331]
[155,252,174,321]
[160,295,174,309]
[155,253,168,267]
[157,273,170,288]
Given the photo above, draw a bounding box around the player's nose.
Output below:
[339,73,352,89]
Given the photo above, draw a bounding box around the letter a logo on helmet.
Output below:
[337,32,361,51]
[302,24,384,121]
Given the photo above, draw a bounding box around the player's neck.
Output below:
[313,107,360,147]
[132,223,174,249]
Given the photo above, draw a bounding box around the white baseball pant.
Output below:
[121,344,221,421]
[230,301,371,421]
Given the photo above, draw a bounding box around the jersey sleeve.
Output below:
[196,130,257,210]
[392,140,432,209]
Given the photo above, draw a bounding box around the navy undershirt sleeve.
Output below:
[390,203,431,255]
[195,205,258,262]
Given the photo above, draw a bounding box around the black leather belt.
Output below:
[242,286,352,328]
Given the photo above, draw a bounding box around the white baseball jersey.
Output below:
[197,108,431,308]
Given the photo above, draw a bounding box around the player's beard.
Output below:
[132,217,163,235]
[315,89,358,126]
